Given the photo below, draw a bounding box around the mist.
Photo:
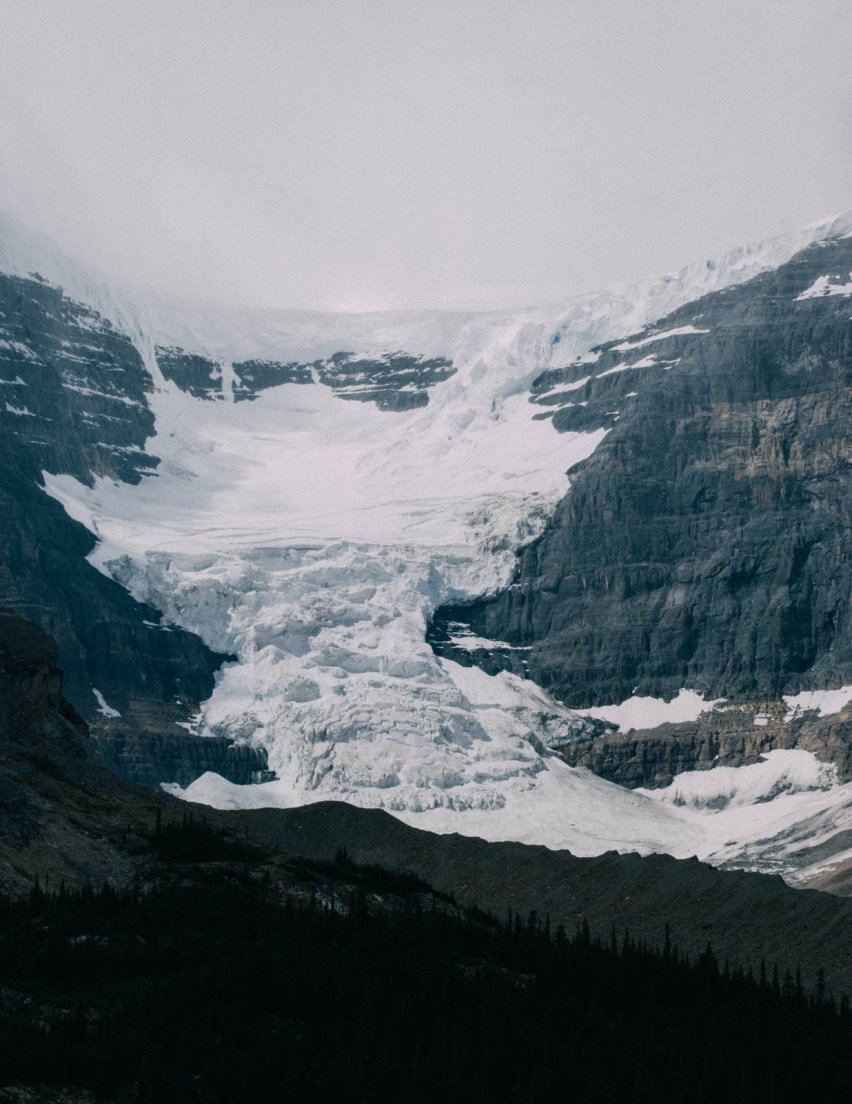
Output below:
[0,0,850,311]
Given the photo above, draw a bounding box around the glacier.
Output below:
[8,205,852,887]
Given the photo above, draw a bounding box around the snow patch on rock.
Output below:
[575,689,726,733]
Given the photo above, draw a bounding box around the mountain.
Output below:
[1,209,851,888]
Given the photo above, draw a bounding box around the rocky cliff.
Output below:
[431,236,852,710]
[0,273,249,784]
[556,700,852,788]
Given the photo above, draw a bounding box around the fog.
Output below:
[0,0,850,311]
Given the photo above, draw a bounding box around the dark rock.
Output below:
[556,701,852,787]
[0,272,156,485]
[4,614,852,996]
[155,345,223,400]
[0,274,226,757]
[431,237,852,709]
[230,799,852,992]
[314,350,456,410]
[232,357,313,400]
[156,343,456,411]
[93,729,275,788]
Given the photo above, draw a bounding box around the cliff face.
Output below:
[430,237,852,709]
[555,701,852,788]
[0,274,235,782]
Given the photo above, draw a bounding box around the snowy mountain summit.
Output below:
[3,209,852,888]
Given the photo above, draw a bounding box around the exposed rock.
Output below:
[0,274,226,755]
[431,237,852,710]
[4,614,852,997]
[0,272,155,485]
[232,357,313,399]
[93,729,274,789]
[314,350,456,410]
[555,701,852,788]
[155,344,456,410]
[155,345,223,399]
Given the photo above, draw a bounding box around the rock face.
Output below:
[431,238,852,709]
[0,274,237,783]
[93,729,274,788]
[314,350,456,410]
[233,357,314,399]
[155,344,456,409]
[155,345,226,400]
[0,270,461,789]
[0,607,87,736]
[557,702,852,788]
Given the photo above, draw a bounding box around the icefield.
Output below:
[13,205,852,886]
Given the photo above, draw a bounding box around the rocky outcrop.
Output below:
[0,274,226,762]
[314,350,456,410]
[0,272,155,485]
[431,237,852,709]
[555,701,852,788]
[0,607,87,738]
[93,729,274,788]
[155,344,456,410]
[233,357,313,399]
[155,345,224,399]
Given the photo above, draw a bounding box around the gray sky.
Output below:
[0,0,850,311]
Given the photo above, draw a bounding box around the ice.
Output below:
[170,748,852,888]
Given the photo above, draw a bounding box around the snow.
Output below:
[611,325,710,352]
[595,354,659,379]
[7,205,852,885]
[575,690,725,733]
[444,625,530,652]
[92,688,121,718]
[783,686,852,718]
[639,750,836,812]
[795,273,852,300]
[535,376,591,398]
[634,750,852,886]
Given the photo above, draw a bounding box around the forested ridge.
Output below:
[0,821,850,1103]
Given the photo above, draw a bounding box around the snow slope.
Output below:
[8,206,852,886]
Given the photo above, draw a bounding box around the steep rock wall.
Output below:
[431,238,852,708]
[0,274,228,779]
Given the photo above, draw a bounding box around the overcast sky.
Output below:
[0,0,850,311]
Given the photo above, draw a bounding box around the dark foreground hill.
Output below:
[2,863,852,1104]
